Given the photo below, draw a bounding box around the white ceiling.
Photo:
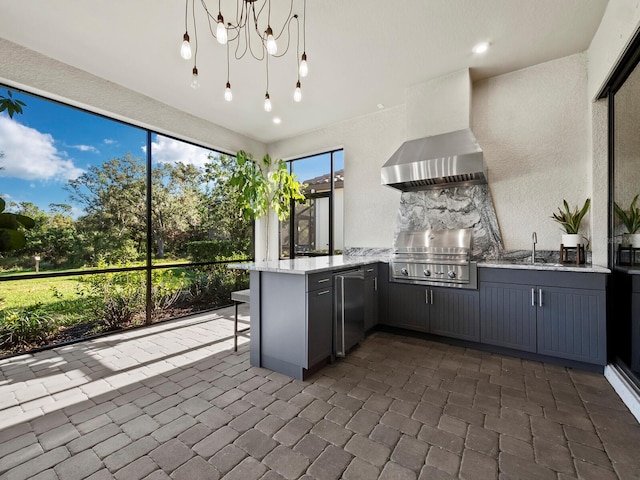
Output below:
[0,0,609,144]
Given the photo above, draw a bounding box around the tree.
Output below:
[67,154,204,261]
[200,153,252,254]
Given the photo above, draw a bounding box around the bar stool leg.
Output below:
[234,301,239,352]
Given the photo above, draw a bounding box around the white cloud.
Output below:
[71,144,99,153]
[149,135,213,168]
[0,116,84,181]
[103,138,116,145]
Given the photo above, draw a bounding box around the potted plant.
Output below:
[229,151,306,260]
[614,194,640,248]
[551,198,591,247]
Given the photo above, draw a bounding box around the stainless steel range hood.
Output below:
[381,128,486,192]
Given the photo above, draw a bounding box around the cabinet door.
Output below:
[386,282,429,332]
[537,286,606,365]
[632,292,640,373]
[480,282,537,352]
[430,287,480,341]
[363,265,378,331]
[307,287,334,367]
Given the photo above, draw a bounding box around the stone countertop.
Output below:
[228,255,386,275]
[613,265,640,275]
[230,255,611,275]
[478,261,610,274]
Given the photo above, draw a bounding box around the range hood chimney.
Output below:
[381,69,486,192]
[381,128,486,192]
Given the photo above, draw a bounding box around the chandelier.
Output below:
[179,0,309,112]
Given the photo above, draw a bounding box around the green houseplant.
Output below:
[614,194,640,247]
[0,198,35,252]
[551,198,591,247]
[229,151,305,259]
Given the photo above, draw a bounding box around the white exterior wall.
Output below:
[472,53,590,252]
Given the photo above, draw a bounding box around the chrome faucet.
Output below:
[531,232,537,264]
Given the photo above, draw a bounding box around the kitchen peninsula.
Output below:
[230,256,384,380]
[231,255,610,380]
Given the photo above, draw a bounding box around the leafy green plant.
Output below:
[229,151,306,259]
[0,198,36,251]
[551,198,591,234]
[0,90,26,118]
[0,309,56,350]
[614,194,640,234]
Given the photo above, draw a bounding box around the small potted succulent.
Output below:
[551,198,591,247]
[614,194,640,248]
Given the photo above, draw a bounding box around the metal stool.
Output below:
[231,289,250,351]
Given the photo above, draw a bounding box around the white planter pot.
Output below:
[622,233,640,248]
[561,234,581,248]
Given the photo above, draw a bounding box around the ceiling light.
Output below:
[294,81,302,102]
[273,117,282,124]
[377,103,385,109]
[264,93,272,112]
[472,42,490,54]
[179,0,309,109]
[191,66,200,89]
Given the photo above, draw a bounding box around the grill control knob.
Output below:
[447,270,456,279]
[423,270,431,277]
[401,268,408,276]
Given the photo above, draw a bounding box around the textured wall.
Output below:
[406,69,471,140]
[472,53,590,252]
[268,106,406,251]
[588,1,640,101]
[0,38,265,157]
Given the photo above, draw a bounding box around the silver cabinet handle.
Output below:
[366,268,375,272]
[531,288,535,307]
[373,277,377,291]
[317,290,330,296]
[318,278,330,283]
[425,289,429,305]
[538,288,543,307]
[430,289,434,305]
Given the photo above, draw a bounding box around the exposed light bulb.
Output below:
[264,93,272,112]
[217,14,227,44]
[180,32,192,60]
[265,27,278,55]
[294,81,302,102]
[225,82,232,102]
[191,67,200,89]
[299,52,308,77]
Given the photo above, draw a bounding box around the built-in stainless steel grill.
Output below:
[390,228,477,289]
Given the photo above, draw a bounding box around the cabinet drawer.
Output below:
[307,272,333,291]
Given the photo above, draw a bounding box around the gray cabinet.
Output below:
[429,287,480,341]
[363,264,379,331]
[385,282,480,340]
[629,276,640,372]
[480,282,537,352]
[307,285,333,366]
[479,268,607,365]
[386,282,429,331]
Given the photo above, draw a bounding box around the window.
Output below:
[0,86,251,355]
[280,149,344,259]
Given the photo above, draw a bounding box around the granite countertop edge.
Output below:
[229,255,611,275]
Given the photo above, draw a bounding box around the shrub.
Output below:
[186,240,245,262]
[0,309,56,350]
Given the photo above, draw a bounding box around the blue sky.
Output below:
[0,88,342,216]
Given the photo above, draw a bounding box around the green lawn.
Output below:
[0,276,87,310]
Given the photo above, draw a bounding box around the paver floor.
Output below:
[1,306,639,479]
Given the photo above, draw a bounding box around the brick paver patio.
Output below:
[1,305,639,479]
